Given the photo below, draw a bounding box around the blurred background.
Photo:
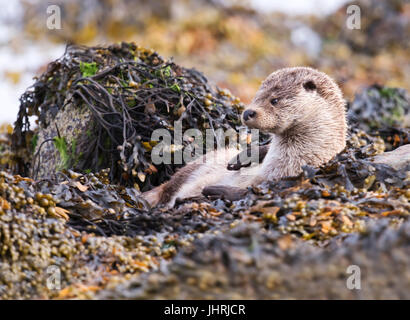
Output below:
[0,0,409,125]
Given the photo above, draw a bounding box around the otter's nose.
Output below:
[243,110,256,121]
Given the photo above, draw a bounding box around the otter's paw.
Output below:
[202,185,248,201]
[227,144,270,171]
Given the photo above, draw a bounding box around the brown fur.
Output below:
[143,163,201,207]
[143,67,347,208]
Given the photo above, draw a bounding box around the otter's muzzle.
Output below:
[242,109,256,121]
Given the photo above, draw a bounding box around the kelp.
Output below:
[13,42,247,190]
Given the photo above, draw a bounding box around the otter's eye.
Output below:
[270,98,279,106]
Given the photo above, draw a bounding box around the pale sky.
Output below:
[251,0,350,16]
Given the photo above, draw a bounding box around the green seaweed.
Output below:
[170,83,181,93]
[53,136,70,170]
[155,65,172,78]
[80,62,98,77]
[31,134,38,152]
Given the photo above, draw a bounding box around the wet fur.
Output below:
[143,67,347,208]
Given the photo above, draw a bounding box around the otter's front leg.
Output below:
[227,144,270,171]
[202,185,248,201]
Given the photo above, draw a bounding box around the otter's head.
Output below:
[242,67,346,137]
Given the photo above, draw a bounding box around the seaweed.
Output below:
[13,42,251,190]
[348,85,409,132]
[53,136,70,170]
[79,61,98,77]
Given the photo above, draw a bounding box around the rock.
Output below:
[347,85,410,132]
[32,101,92,179]
[97,219,410,299]
[372,144,410,171]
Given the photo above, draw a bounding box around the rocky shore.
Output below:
[0,41,409,299]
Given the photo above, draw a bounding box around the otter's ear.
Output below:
[303,80,316,91]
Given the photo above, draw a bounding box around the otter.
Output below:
[143,67,347,207]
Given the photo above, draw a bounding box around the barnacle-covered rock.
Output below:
[97,219,410,299]
[0,170,171,299]
[0,124,15,171]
